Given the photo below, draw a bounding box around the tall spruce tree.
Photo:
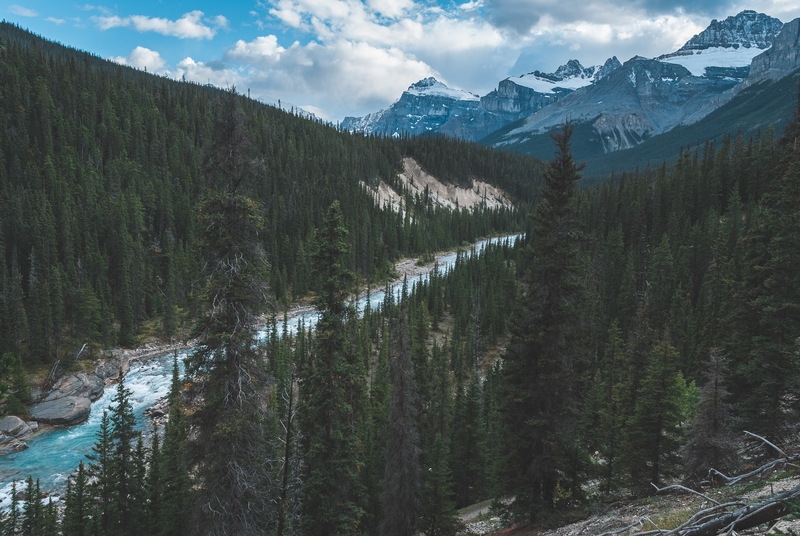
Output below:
[300,200,366,535]
[380,307,422,536]
[187,87,273,536]
[500,123,585,520]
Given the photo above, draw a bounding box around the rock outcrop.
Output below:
[746,18,800,86]
[29,373,104,425]
[0,415,39,452]
[30,370,106,425]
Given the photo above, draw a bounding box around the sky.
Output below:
[4,0,800,121]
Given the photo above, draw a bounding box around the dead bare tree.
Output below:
[603,432,800,536]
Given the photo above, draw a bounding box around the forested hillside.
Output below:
[0,22,543,372]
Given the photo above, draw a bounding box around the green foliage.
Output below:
[188,88,275,536]
[419,434,460,536]
[500,123,585,521]
[0,353,29,416]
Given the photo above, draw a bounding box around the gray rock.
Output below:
[0,415,27,436]
[95,357,127,383]
[30,396,91,425]
[45,373,104,402]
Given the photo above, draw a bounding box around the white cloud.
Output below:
[111,46,167,72]
[46,17,66,25]
[9,5,38,17]
[93,10,227,39]
[222,36,435,119]
[226,36,286,67]
[221,0,800,119]
[92,15,129,30]
[174,56,246,89]
[366,0,415,18]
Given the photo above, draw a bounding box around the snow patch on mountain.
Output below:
[659,46,767,77]
[656,11,783,79]
[507,59,617,94]
[405,77,479,101]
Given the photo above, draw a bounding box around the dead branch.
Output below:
[612,433,800,536]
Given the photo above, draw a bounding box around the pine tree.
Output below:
[419,433,459,536]
[20,477,41,536]
[622,340,687,490]
[300,200,366,535]
[109,374,139,535]
[500,123,585,520]
[380,308,422,536]
[188,87,273,536]
[680,350,737,485]
[145,427,163,536]
[450,372,486,508]
[87,411,115,534]
[160,356,191,536]
[63,461,90,536]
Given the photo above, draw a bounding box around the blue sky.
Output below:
[5,1,800,121]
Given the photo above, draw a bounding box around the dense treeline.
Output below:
[495,98,800,522]
[0,23,543,377]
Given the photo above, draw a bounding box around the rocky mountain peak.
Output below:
[679,10,783,51]
[410,77,438,89]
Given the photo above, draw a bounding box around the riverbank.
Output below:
[12,234,519,447]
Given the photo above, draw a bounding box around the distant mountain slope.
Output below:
[658,10,783,80]
[437,58,621,141]
[486,10,798,171]
[484,57,738,155]
[582,68,800,180]
[344,59,621,141]
[340,78,479,137]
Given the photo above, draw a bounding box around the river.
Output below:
[0,234,518,508]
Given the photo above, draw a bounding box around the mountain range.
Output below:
[342,10,800,173]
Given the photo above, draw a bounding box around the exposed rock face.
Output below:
[343,60,622,142]
[746,18,800,85]
[29,373,104,425]
[680,10,784,51]
[492,57,737,154]
[439,58,621,141]
[0,416,39,453]
[29,396,92,426]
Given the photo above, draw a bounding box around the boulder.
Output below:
[45,373,104,402]
[0,415,27,436]
[30,396,91,425]
[95,357,128,383]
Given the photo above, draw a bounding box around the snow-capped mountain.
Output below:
[505,58,622,94]
[436,58,621,141]
[658,10,783,80]
[489,57,736,154]
[488,10,800,157]
[340,78,479,137]
[343,10,800,161]
[342,61,620,141]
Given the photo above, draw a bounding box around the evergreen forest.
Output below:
[3,21,800,536]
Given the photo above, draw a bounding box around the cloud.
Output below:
[484,0,540,34]
[174,56,246,89]
[111,46,167,72]
[222,36,435,118]
[226,35,287,67]
[46,17,66,25]
[9,5,38,17]
[365,0,416,19]
[93,10,227,39]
